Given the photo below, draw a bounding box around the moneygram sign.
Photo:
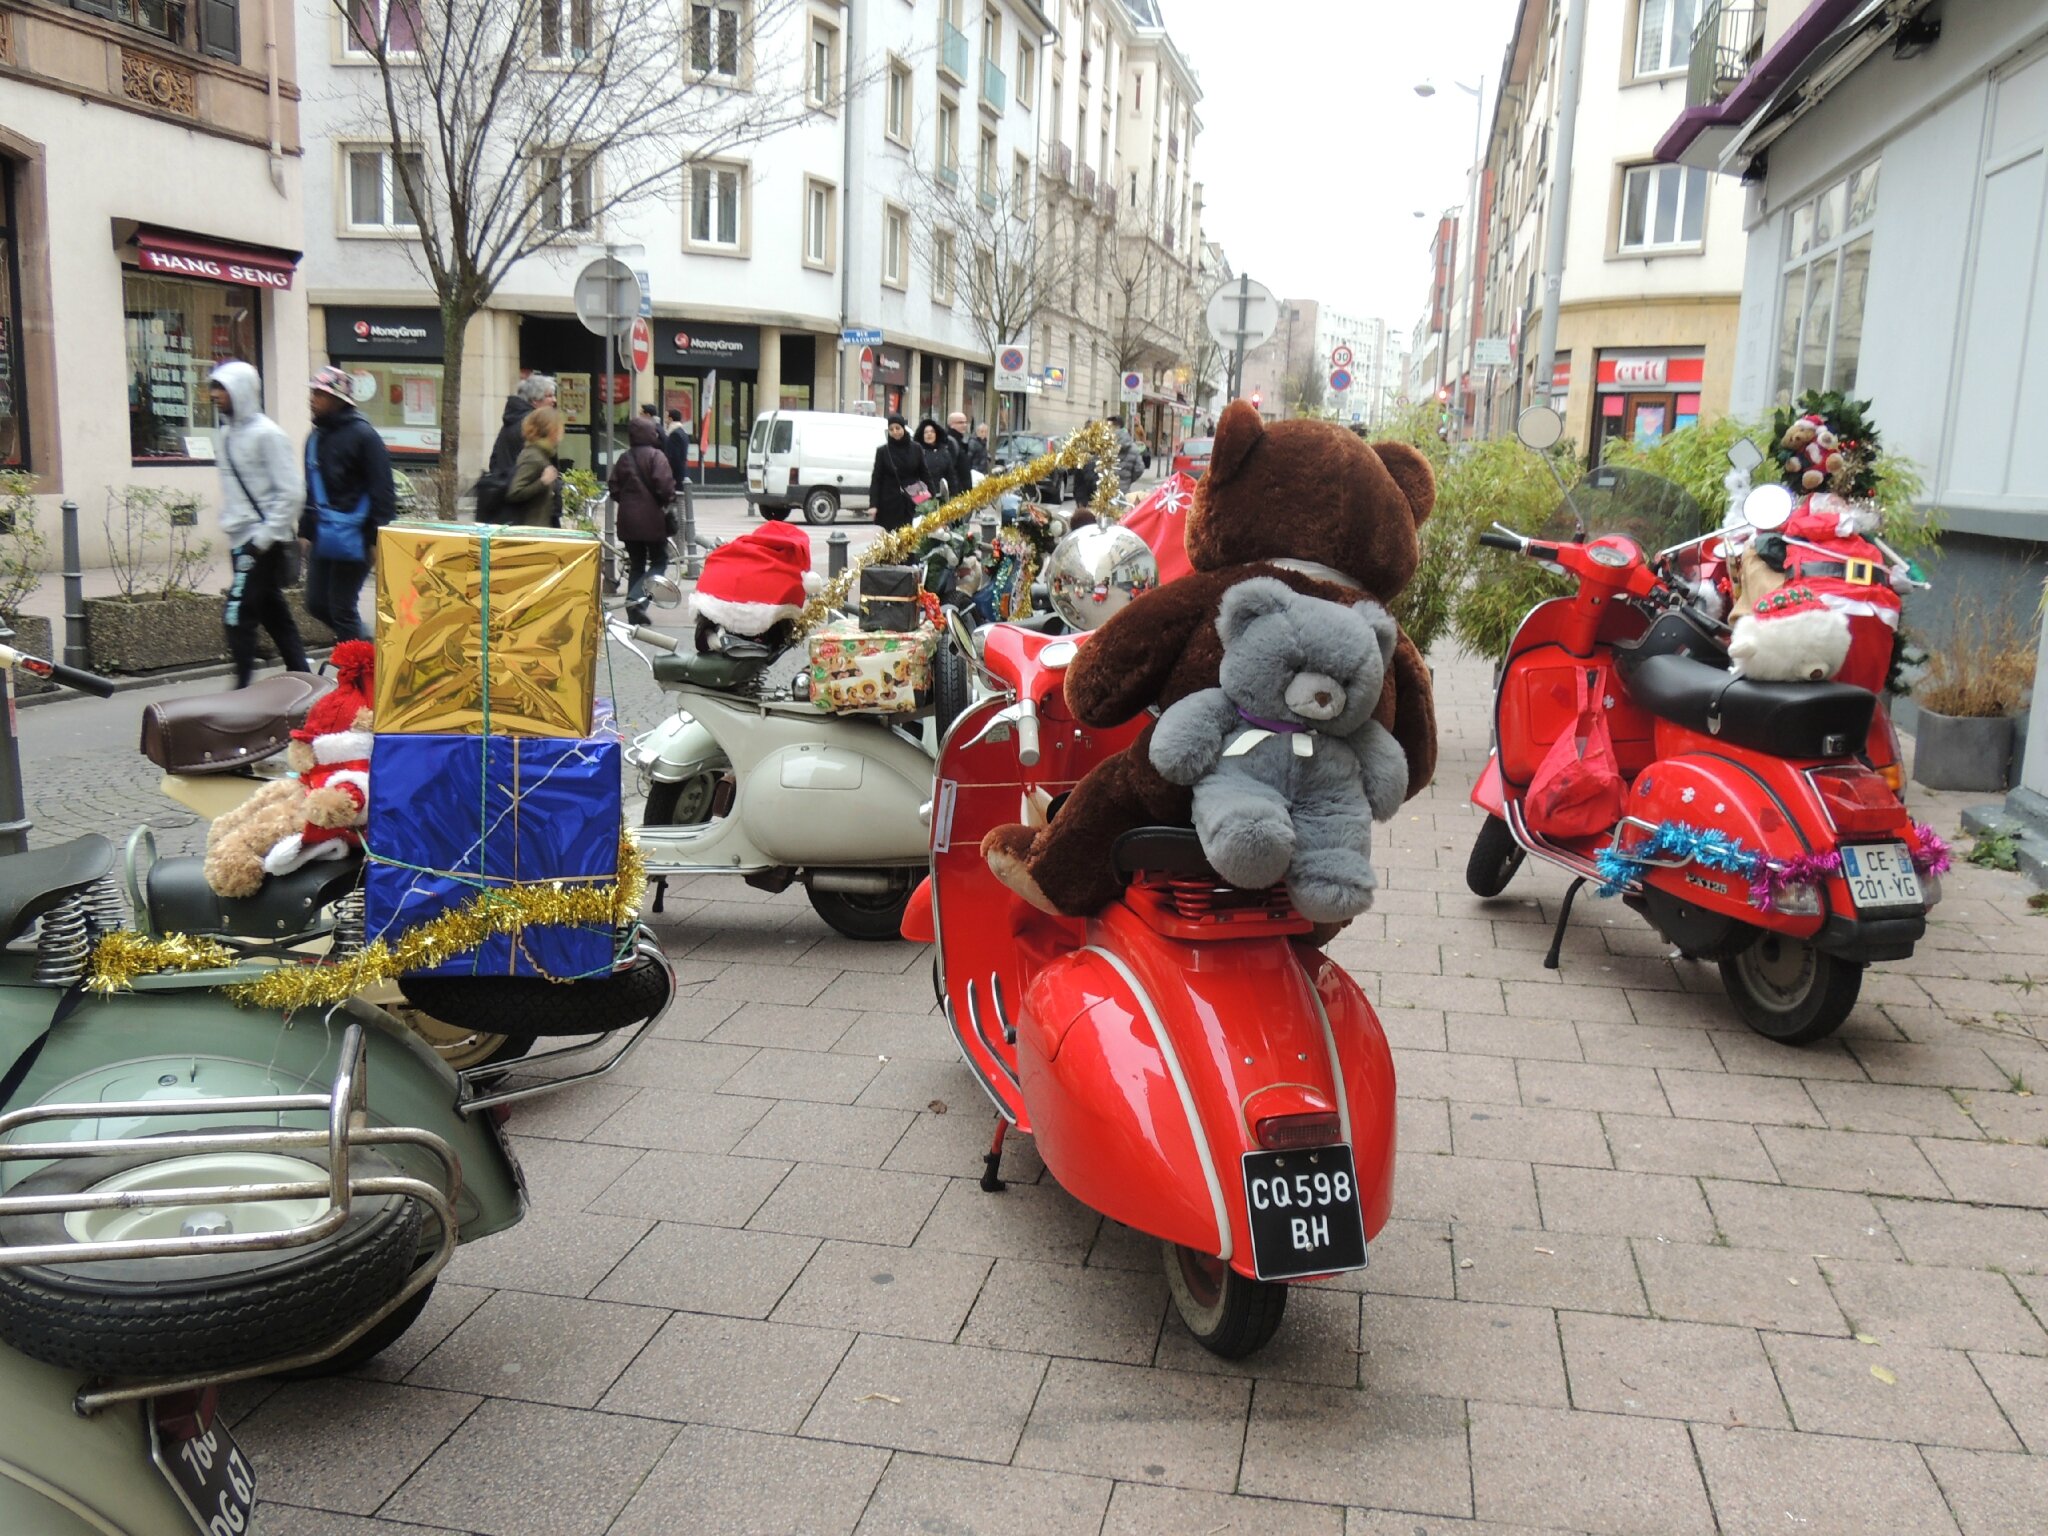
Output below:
[654,322,760,370]
[326,308,445,360]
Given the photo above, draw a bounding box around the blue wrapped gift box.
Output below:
[365,734,623,978]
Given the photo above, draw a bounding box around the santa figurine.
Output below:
[688,521,821,645]
[264,639,376,876]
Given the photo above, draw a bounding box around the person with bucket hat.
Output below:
[303,364,397,643]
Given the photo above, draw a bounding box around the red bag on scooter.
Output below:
[1524,668,1624,839]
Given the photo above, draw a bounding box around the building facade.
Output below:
[1,0,308,560]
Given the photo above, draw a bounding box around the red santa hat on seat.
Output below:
[690,523,822,636]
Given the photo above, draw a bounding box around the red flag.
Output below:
[1119,472,1198,585]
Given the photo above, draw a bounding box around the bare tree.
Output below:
[337,0,833,511]
[1103,200,1164,376]
[1284,354,1327,419]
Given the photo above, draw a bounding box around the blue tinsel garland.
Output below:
[1595,820,1766,898]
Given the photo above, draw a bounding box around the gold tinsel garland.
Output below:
[796,421,1121,636]
[88,839,646,1012]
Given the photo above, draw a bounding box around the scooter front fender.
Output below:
[629,712,723,785]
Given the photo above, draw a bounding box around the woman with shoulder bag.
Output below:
[868,413,925,532]
[609,411,678,623]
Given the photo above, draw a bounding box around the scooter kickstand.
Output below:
[980,1118,1008,1193]
[651,877,668,915]
[1544,876,1586,971]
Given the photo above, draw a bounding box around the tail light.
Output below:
[1807,765,1901,836]
[1254,1111,1343,1151]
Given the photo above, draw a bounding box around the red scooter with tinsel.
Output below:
[1467,409,1946,1046]
[900,529,1398,1358]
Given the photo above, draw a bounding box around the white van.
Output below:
[746,409,889,524]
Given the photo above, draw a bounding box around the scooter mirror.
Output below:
[645,572,685,609]
[1742,482,1795,532]
[1727,438,1765,474]
[1515,406,1565,451]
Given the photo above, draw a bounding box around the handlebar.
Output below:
[1478,531,1523,552]
[1014,698,1041,768]
[630,625,681,654]
[0,645,117,698]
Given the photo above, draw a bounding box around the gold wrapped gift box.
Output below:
[806,625,937,715]
[374,522,602,738]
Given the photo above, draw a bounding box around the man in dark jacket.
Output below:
[303,365,398,644]
[662,408,693,486]
[947,410,990,480]
[489,373,556,479]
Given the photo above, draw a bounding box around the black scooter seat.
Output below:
[146,852,364,940]
[652,650,768,691]
[1112,827,1218,882]
[1625,652,1876,759]
[0,836,114,945]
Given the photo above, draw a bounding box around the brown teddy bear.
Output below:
[203,775,308,899]
[982,400,1438,917]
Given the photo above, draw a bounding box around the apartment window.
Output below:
[346,146,425,231]
[803,178,836,270]
[886,61,911,145]
[808,20,838,109]
[537,153,596,235]
[344,0,421,56]
[538,0,595,60]
[1051,79,1063,143]
[1016,40,1035,105]
[1013,152,1032,214]
[1634,0,1697,78]
[981,9,999,61]
[1617,162,1706,253]
[690,2,743,80]
[1775,159,1879,401]
[938,97,960,182]
[883,204,909,290]
[688,162,745,250]
[933,228,956,304]
[979,129,999,202]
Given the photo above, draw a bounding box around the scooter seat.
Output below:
[139,672,334,774]
[0,836,114,944]
[1625,652,1876,758]
[145,852,364,940]
[652,650,768,692]
[1112,827,1218,881]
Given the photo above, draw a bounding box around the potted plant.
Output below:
[84,487,226,674]
[1910,589,2036,793]
[0,472,53,695]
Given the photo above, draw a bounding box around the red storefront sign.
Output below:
[1596,354,1704,391]
[136,229,299,291]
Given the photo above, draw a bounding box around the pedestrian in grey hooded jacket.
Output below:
[209,361,310,685]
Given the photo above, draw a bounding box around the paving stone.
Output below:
[1964,1087,2048,1144]
[1395,1154,1542,1228]
[1700,1179,1901,1261]
[801,1333,1047,1461]
[913,1175,1103,1264]
[1014,1356,1252,1490]
[598,1311,854,1433]
[1393,1049,1523,1104]
[1632,1243,1847,1334]
[352,1282,493,1385]
[1377,1006,1449,1052]
[238,1380,480,1516]
[1807,1080,1982,1139]
[707,999,862,1052]
[598,1037,758,1092]
[798,934,928,974]
[585,1148,794,1227]
[1755,1124,1948,1199]
[1359,1294,1567,1407]
[1468,1402,1714,1535]
[1506,981,1638,1024]
[1821,1258,2048,1354]
[382,1399,677,1536]
[1849,1038,2011,1092]
[831,1008,961,1061]
[1971,1351,2048,1454]
[1575,1020,1725,1071]
[816,967,955,1014]
[1452,1226,1647,1316]
[1705,1028,1869,1080]
[1658,1069,1822,1127]
[717,1045,886,1104]
[1317,1215,1457,1301]
[1446,1012,1582,1061]
[1604,1111,1779,1181]
[1345,1515,1564,1536]
[1762,1332,2019,1450]
[1692,1424,1961,1536]
[1398,1094,1454,1155]
[882,1108,1047,1182]
[852,1453,1112,1536]
[1559,1312,1788,1427]
[1876,1196,2048,1272]
[1155,1284,1363,1387]
[606,1423,887,1536]
[772,1238,994,1340]
[1517,1059,1668,1117]
[584,1087,773,1153]
[645,991,744,1042]
[1240,1384,1471,1517]
[854,1054,985,1111]
[249,1510,469,1536]
[730,1099,917,1167]
[501,1081,638,1142]
[1918,1138,2048,1208]
[1924,1448,2048,1536]
[697,960,836,1006]
[1381,972,1505,1014]
[501,1135,643,1211]
[1534,1164,1715,1242]
[440,1208,653,1298]
[748,1161,946,1245]
[1451,1102,1612,1168]
[405,1290,665,1408]
[1105,1484,1344,1536]
[959,1256,1169,1365]
[591,1221,816,1317]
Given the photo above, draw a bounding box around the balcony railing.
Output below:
[1686,0,1766,109]
[1167,130,1179,161]
[939,18,968,83]
[1079,162,1096,199]
[981,57,1006,113]
[1057,143,1072,182]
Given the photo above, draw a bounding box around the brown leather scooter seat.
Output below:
[139,673,334,774]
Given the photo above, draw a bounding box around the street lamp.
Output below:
[1415,77,1485,441]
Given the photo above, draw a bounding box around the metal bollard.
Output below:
[60,499,85,671]
[679,480,705,580]
[0,619,30,854]
[827,530,850,579]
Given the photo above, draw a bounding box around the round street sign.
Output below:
[572,257,641,339]
[860,346,876,385]
[1331,345,1354,368]
[1204,277,1280,352]
[624,316,653,374]
[1121,371,1143,403]
[999,346,1026,373]
[1330,367,1353,393]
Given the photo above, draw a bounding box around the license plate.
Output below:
[149,1399,256,1536]
[1843,841,1922,910]
[1241,1145,1368,1281]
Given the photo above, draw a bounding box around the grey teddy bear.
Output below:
[1148,577,1409,923]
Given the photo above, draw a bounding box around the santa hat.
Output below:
[1789,492,1880,541]
[690,522,822,636]
[1728,585,1852,683]
[296,639,376,766]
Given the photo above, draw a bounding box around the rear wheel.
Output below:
[1464,815,1525,898]
[644,770,724,830]
[1719,935,1863,1045]
[1161,1241,1288,1358]
[808,883,914,941]
[803,488,840,525]
[760,505,792,522]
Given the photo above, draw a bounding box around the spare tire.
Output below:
[397,950,673,1039]
[0,1131,422,1379]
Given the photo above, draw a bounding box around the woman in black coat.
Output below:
[608,412,677,622]
[867,413,926,531]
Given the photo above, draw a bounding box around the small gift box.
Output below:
[805,624,937,714]
[858,565,923,633]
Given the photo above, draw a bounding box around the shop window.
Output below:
[123,269,261,464]
[688,162,745,251]
[537,152,597,236]
[883,204,909,290]
[1773,157,1879,402]
[885,60,912,146]
[803,178,836,271]
[343,0,421,57]
[1618,162,1706,253]
[345,147,425,232]
[0,163,26,470]
[537,0,595,61]
[338,362,444,459]
[1633,0,1696,78]
[689,1,744,81]
[808,20,839,109]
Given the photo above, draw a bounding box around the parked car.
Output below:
[1172,435,1214,480]
[992,432,1069,502]
[746,410,889,524]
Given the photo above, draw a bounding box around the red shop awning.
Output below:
[136,228,301,291]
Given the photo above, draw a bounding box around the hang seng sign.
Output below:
[138,238,296,291]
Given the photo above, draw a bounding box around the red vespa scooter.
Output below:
[903,601,1398,1358]
[1467,415,1942,1046]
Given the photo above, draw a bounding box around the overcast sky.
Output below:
[1164,0,1522,333]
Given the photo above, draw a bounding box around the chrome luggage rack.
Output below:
[0,1022,461,1414]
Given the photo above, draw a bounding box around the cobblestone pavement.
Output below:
[25,545,2048,1533]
